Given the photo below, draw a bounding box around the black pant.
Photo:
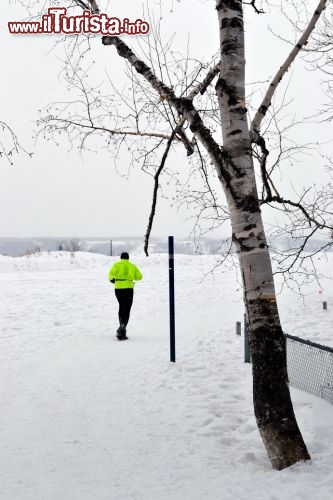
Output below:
[115,288,134,326]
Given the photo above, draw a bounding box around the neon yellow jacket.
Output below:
[109,259,142,289]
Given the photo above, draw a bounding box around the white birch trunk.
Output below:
[215,0,310,469]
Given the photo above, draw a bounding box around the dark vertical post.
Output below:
[244,313,250,363]
[323,301,327,310]
[169,236,176,362]
[110,239,113,256]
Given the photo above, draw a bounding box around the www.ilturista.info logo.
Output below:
[8,8,150,35]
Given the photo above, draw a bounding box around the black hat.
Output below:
[120,252,129,260]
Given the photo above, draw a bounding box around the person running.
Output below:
[109,252,142,340]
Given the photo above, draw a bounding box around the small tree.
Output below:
[64,238,83,257]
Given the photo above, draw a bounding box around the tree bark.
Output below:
[215,0,310,469]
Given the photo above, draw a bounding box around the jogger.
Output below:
[109,252,142,340]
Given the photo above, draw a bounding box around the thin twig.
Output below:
[144,126,180,256]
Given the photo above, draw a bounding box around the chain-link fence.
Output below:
[243,320,333,404]
[285,333,333,404]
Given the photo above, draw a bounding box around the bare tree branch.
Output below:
[261,194,332,230]
[42,117,179,142]
[243,0,265,15]
[0,120,33,165]
[144,124,181,256]
[250,0,328,136]
[101,36,233,196]
[187,63,220,100]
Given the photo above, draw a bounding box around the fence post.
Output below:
[236,321,241,336]
[323,301,328,310]
[244,313,250,363]
[168,236,176,363]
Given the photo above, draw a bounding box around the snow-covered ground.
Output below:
[1,251,333,500]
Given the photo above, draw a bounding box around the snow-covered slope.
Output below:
[1,252,333,500]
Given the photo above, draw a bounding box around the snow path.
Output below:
[1,253,333,499]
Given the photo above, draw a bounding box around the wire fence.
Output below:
[243,319,333,404]
[285,333,333,405]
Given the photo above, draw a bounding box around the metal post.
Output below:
[168,236,176,362]
[244,313,250,363]
[110,239,113,256]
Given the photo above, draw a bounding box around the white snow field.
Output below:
[1,251,333,500]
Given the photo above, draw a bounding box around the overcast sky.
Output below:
[1,0,331,239]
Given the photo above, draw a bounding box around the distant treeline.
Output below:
[0,237,331,257]
[0,237,228,257]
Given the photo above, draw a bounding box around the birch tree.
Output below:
[18,0,332,469]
